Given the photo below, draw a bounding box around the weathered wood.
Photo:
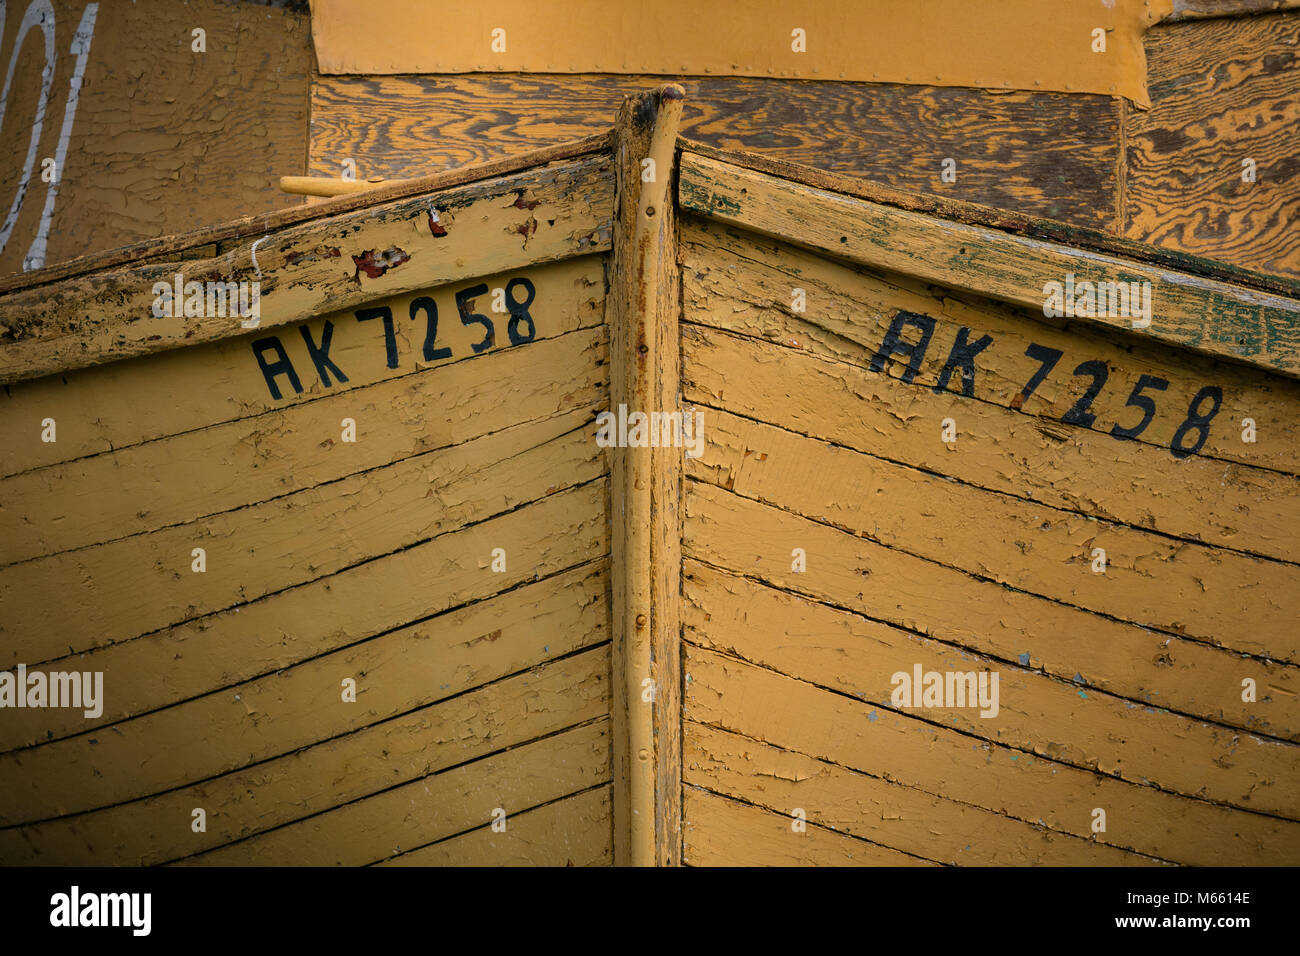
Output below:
[379,786,613,867]
[683,786,934,867]
[0,559,609,753]
[680,152,1300,377]
[0,155,614,384]
[0,326,607,566]
[0,0,310,278]
[179,718,611,866]
[1165,0,1300,20]
[683,326,1300,568]
[1,411,601,667]
[686,723,1154,866]
[679,140,1300,300]
[609,86,685,866]
[683,561,1300,809]
[0,134,610,298]
[684,644,1300,860]
[682,218,1300,475]
[1126,12,1300,280]
[309,74,1121,229]
[0,255,605,478]
[0,648,609,861]
[690,409,1300,682]
[4,469,606,687]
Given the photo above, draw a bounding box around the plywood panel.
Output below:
[0,255,606,477]
[1126,13,1300,279]
[0,647,609,864]
[379,785,612,867]
[309,74,1120,229]
[682,786,933,867]
[0,0,310,278]
[179,718,611,866]
[0,324,607,564]
[684,642,1300,864]
[1,408,601,662]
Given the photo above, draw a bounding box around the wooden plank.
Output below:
[683,786,933,867]
[683,487,1300,819]
[0,0,310,278]
[0,477,608,756]
[683,325,1300,569]
[379,785,613,867]
[0,154,614,384]
[0,557,608,752]
[309,74,1120,229]
[0,255,606,478]
[683,560,1300,811]
[682,217,1300,476]
[1126,13,1300,279]
[0,484,608,824]
[689,409,1300,689]
[608,87,685,867]
[679,152,1300,378]
[684,643,1300,864]
[686,723,1154,866]
[178,718,612,866]
[1,408,601,662]
[0,651,609,865]
[680,139,1300,302]
[0,134,610,298]
[1165,0,1300,21]
[0,324,607,566]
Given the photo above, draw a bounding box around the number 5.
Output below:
[455,283,495,353]
[1110,374,1168,441]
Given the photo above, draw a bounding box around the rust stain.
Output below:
[352,247,410,282]
[427,207,447,237]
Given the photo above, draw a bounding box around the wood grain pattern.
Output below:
[1126,13,1300,278]
[309,74,1120,229]
[0,0,310,278]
